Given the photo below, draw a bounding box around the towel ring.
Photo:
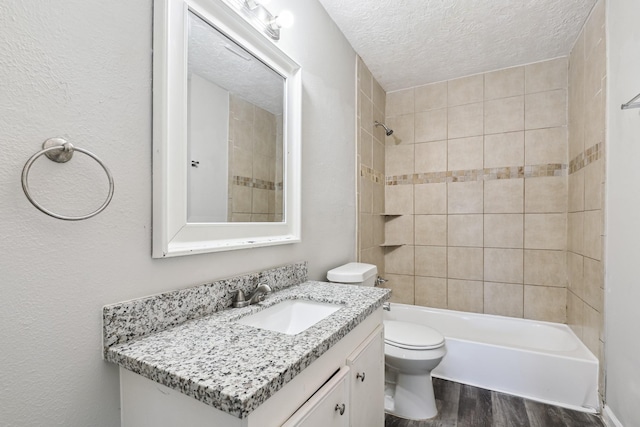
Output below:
[21,138,115,221]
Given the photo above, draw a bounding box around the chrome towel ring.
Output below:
[21,137,114,221]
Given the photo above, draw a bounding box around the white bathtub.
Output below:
[385,303,599,413]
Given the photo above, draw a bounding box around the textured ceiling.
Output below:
[317,0,596,91]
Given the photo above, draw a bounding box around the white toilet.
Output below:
[326,263,447,420]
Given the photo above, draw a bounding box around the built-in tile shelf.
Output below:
[379,243,405,247]
[379,213,402,217]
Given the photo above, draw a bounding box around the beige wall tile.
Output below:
[525,176,567,213]
[525,90,567,129]
[386,114,415,145]
[525,58,568,94]
[484,96,525,135]
[524,285,566,322]
[448,247,483,280]
[582,302,602,356]
[568,35,585,161]
[583,210,602,260]
[361,178,372,213]
[567,289,584,338]
[415,215,447,246]
[415,140,447,173]
[484,214,523,248]
[360,129,373,168]
[583,257,604,312]
[252,188,269,213]
[584,159,604,211]
[385,144,414,176]
[416,108,448,142]
[568,170,585,213]
[415,246,447,278]
[385,245,415,275]
[585,0,606,59]
[448,74,484,106]
[373,139,385,173]
[448,102,484,139]
[524,127,567,165]
[484,248,524,283]
[384,274,415,304]
[415,183,447,214]
[484,179,524,213]
[360,246,385,277]
[448,279,484,313]
[415,82,447,112]
[373,214,386,247]
[415,276,447,308]
[448,181,483,214]
[373,103,387,142]
[484,66,525,100]
[584,89,605,149]
[384,113,415,145]
[448,214,483,247]
[359,213,373,250]
[232,185,252,213]
[567,251,584,298]
[484,282,524,317]
[360,94,374,136]
[385,215,414,245]
[373,182,385,214]
[524,250,567,287]
[567,212,584,254]
[448,136,484,171]
[484,131,524,168]
[585,40,606,100]
[385,185,413,214]
[387,89,414,117]
[358,59,372,99]
[373,79,386,113]
[524,213,566,250]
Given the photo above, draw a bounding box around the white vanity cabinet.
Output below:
[347,326,384,427]
[119,307,384,427]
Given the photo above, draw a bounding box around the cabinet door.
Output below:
[282,367,350,427]
[346,325,384,427]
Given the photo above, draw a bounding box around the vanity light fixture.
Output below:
[238,0,294,40]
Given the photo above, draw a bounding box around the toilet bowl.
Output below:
[326,263,447,420]
[384,320,446,420]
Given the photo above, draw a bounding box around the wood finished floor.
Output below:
[385,379,605,427]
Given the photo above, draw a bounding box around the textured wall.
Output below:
[382,59,569,322]
[605,0,640,424]
[0,0,356,425]
[566,0,607,400]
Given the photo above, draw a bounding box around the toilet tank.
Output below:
[327,262,378,287]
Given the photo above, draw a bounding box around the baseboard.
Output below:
[603,405,624,427]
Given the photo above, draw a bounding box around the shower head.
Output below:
[374,121,394,136]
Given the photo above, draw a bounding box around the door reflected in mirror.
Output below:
[187,11,284,223]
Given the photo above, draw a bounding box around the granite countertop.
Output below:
[105,281,390,419]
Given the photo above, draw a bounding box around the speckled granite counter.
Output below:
[104,271,390,419]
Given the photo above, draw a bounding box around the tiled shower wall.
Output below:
[383,58,570,322]
[357,57,386,274]
[566,0,606,395]
[228,94,283,222]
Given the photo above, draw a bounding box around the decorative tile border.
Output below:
[569,142,603,174]
[103,262,308,355]
[386,163,567,186]
[360,165,385,184]
[232,175,282,190]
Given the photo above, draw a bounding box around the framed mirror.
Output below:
[152,0,301,257]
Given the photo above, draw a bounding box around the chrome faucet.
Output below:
[233,283,272,308]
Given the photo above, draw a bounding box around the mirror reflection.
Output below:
[187,11,284,223]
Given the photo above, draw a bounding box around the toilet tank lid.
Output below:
[327,262,377,283]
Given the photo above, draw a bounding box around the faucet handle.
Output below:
[233,289,250,308]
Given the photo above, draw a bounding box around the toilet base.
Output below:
[385,372,438,420]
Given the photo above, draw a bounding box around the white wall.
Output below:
[605,0,640,424]
[0,1,356,425]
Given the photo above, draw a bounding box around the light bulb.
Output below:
[275,10,294,29]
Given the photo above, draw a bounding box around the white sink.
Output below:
[237,299,342,335]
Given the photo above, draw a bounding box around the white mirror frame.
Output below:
[152,0,301,258]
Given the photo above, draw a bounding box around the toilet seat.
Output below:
[384,320,445,350]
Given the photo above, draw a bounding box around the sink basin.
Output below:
[236,299,342,335]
